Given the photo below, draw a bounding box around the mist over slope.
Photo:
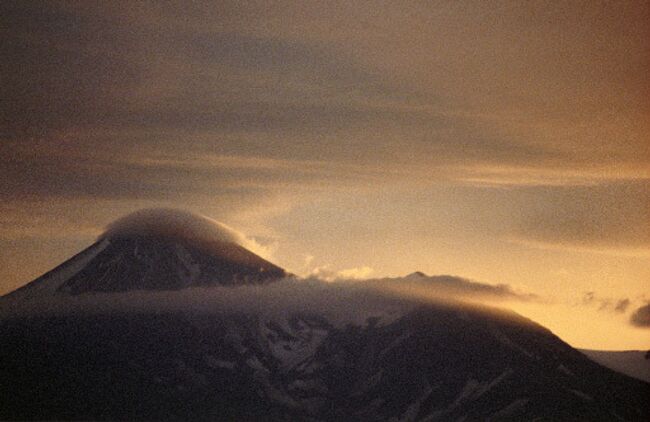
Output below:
[2,285,648,421]
[0,269,546,333]
[2,274,649,420]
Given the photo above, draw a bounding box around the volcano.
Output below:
[6,209,286,299]
[0,209,648,421]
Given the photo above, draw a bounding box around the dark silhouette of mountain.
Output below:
[1,301,648,420]
[581,349,650,383]
[0,209,648,420]
[5,209,286,299]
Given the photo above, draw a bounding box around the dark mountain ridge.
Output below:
[1,301,648,421]
[5,209,286,299]
[0,209,648,420]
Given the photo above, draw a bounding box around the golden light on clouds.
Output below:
[1,1,649,349]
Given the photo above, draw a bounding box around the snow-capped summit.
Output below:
[5,209,287,298]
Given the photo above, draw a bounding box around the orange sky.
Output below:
[1,1,648,349]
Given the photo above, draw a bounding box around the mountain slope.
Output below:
[5,209,286,299]
[580,349,650,383]
[1,208,647,420]
[0,300,647,421]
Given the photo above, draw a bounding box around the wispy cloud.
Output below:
[1,0,648,336]
[308,265,374,281]
[630,303,650,328]
[351,273,541,304]
[505,182,650,257]
[579,292,634,314]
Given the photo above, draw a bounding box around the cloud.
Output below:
[0,277,489,329]
[507,182,650,257]
[309,265,374,281]
[102,208,275,260]
[578,292,634,314]
[0,275,536,329]
[454,164,650,187]
[3,1,647,191]
[372,273,540,303]
[0,2,424,142]
[582,292,596,306]
[630,303,650,328]
[1,0,648,307]
[103,208,241,244]
[296,269,539,302]
[0,278,406,327]
[337,266,374,280]
[614,299,631,313]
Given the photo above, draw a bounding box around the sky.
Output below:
[1,0,648,349]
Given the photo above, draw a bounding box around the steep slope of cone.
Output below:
[5,209,286,298]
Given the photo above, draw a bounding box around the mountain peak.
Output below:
[102,208,251,252]
[5,209,287,298]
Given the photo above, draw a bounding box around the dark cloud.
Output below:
[580,292,633,314]
[0,0,464,213]
[630,303,650,328]
[511,182,650,253]
[4,1,645,193]
[0,1,431,139]
[614,299,631,313]
[0,1,579,171]
[0,137,395,203]
[0,1,147,136]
